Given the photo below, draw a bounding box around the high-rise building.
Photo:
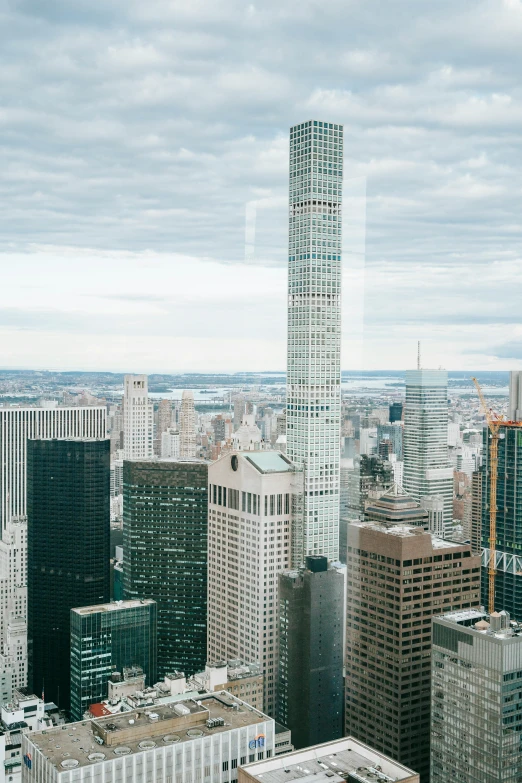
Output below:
[161,427,180,458]
[0,405,106,697]
[470,469,482,555]
[377,422,403,459]
[23,693,276,783]
[508,370,522,421]
[207,451,302,716]
[0,404,106,533]
[27,439,110,712]
[180,390,197,458]
[157,398,173,436]
[403,370,453,535]
[70,599,158,721]
[345,494,481,782]
[238,737,420,783]
[286,119,343,562]
[277,556,344,749]
[123,375,153,460]
[389,402,404,423]
[480,426,522,619]
[431,609,522,783]
[123,460,208,678]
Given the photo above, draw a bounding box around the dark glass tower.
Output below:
[70,599,157,720]
[481,427,522,618]
[123,460,208,677]
[277,556,344,749]
[27,439,110,712]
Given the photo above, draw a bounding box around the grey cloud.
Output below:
[2,0,522,349]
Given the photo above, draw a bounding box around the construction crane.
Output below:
[472,377,522,613]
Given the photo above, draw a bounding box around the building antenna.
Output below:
[417,341,421,370]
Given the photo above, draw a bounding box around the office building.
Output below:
[179,390,197,458]
[403,370,453,534]
[277,556,344,749]
[481,426,522,619]
[0,405,106,697]
[27,439,110,712]
[419,495,445,538]
[22,692,276,783]
[0,404,106,533]
[508,370,522,421]
[207,451,301,716]
[345,501,481,781]
[377,422,403,459]
[239,737,419,783]
[365,485,429,528]
[286,119,343,562]
[470,470,482,555]
[70,599,158,721]
[123,375,153,460]
[389,402,403,423]
[432,609,522,783]
[123,460,208,678]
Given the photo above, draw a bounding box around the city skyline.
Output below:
[3,2,522,372]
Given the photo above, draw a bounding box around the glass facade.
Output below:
[70,600,158,721]
[286,119,343,562]
[481,427,522,619]
[27,438,110,713]
[403,370,453,531]
[432,616,522,782]
[123,460,208,678]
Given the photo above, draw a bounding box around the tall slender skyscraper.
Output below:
[403,370,453,536]
[286,120,343,562]
[180,390,197,458]
[123,375,153,460]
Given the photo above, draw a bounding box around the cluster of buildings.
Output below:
[1,119,522,783]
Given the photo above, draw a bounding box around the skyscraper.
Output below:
[70,599,158,721]
[180,390,197,458]
[431,609,522,783]
[480,426,522,619]
[27,438,111,712]
[277,556,344,749]
[345,490,481,782]
[286,119,343,562]
[207,451,301,716]
[0,405,106,698]
[403,370,453,535]
[123,375,154,460]
[508,370,522,421]
[123,459,208,677]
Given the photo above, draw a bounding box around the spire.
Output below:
[417,341,421,370]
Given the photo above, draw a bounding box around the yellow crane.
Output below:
[471,377,503,613]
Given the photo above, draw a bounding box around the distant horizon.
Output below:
[0,368,513,378]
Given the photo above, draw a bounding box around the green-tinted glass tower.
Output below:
[481,427,522,618]
[27,438,110,713]
[70,599,158,721]
[123,460,208,677]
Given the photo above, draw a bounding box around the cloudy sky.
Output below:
[2,0,522,372]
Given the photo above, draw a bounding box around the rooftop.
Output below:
[241,737,417,783]
[28,693,268,770]
[244,452,294,474]
[72,599,156,616]
[351,520,463,548]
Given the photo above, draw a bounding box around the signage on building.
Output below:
[248,734,265,750]
[23,753,32,769]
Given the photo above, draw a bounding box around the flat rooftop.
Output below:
[351,520,467,548]
[244,452,294,474]
[241,737,417,783]
[29,693,268,770]
[72,599,156,616]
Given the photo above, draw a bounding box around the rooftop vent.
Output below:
[61,759,79,769]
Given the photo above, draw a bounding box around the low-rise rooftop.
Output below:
[240,737,418,783]
[72,599,156,616]
[29,693,268,770]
